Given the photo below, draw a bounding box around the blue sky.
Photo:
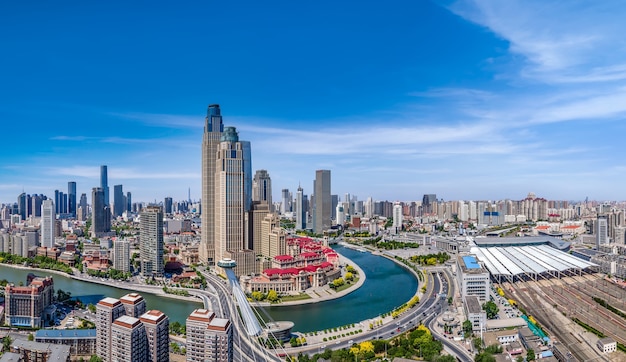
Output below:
[2,1,626,204]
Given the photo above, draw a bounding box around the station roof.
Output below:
[470,244,596,278]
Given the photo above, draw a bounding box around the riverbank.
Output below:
[250,252,367,307]
[0,262,199,304]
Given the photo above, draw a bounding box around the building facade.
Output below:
[96,297,126,361]
[110,315,148,362]
[140,206,164,277]
[140,310,170,362]
[456,254,490,303]
[4,276,54,328]
[313,170,331,233]
[41,199,55,248]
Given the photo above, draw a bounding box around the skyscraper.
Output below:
[17,192,27,221]
[281,189,290,214]
[113,239,130,273]
[314,170,331,233]
[597,215,608,248]
[79,193,88,221]
[101,165,109,206]
[214,127,255,276]
[200,104,224,265]
[41,199,55,248]
[113,185,124,217]
[295,184,305,230]
[241,140,252,212]
[68,181,77,217]
[393,202,403,233]
[126,192,132,213]
[92,187,111,237]
[252,170,272,208]
[164,197,173,214]
[140,206,164,277]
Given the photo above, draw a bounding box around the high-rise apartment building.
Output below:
[92,187,111,238]
[68,181,77,217]
[113,185,124,217]
[120,293,146,318]
[214,127,255,276]
[140,206,164,277]
[140,310,170,362]
[313,170,331,233]
[101,165,109,206]
[41,199,55,248]
[186,309,232,362]
[110,315,148,362]
[96,297,126,361]
[113,239,130,273]
[295,184,305,230]
[252,170,272,209]
[201,104,224,265]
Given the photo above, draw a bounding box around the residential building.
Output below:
[186,309,232,362]
[140,206,164,277]
[41,199,55,248]
[112,239,130,273]
[140,310,170,362]
[206,318,233,362]
[96,297,125,361]
[110,315,148,362]
[120,293,147,318]
[393,202,403,233]
[35,329,97,357]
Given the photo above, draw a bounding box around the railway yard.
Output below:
[501,273,626,361]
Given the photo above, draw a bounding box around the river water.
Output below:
[0,245,418,329]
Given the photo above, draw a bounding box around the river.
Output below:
[0,245,418,330]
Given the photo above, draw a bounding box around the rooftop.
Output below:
[35,329,97,339]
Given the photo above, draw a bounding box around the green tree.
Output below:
[89,355,103,362]
[527,349,535,361]
[473,337,483,351]
[28,333,34,341]
[87,303,96,313]
[482,301,499,319]
[2,335,12,352]
[515,356,524,362]
[463,320,473,337]
[267,289,279,302]
[474,352,496,362]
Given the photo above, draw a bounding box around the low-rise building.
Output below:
[597,337,617,353]
[35,329,97,356]
[464,296,486,333]
[4,276,54,327]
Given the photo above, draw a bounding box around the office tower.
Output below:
[252,170,272,209]
[110,315,148,362]
[314,170,331,233]
[140,206,164,277]
[295,184,305,230]
[61,192,68,214]
[101,165,109,206]
[187,309,233,362]
[422,194,437,215]
[113,185,124,217]
[126,192,132,212]
[248,201,270,255]
[281,189,290,214]
[113,239,130,273]
[30,194,43,218]
[241,140,252,212]
[120,293,147,318]
[41,200,55,248]
[597,215,609,248]
[79,193,87,219]
[331,194,338,220]
[140,310,170,362]
[200,104,224,265]
[17,192,27,221]
[96,297,126,361]
[92,187,111,237]
[364,197,373,218]
[68,181,77,217]
[214,127,255,276]
[393,202,403,233]
[164,197,173,214]
[4,276,54,328]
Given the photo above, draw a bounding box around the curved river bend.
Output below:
[0,245,418,329]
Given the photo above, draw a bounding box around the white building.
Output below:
[392,202,403,233]
[335,205,345,226]
[41,199,55,248]
[456,254,490,303]
[597,215,608,247]
[110,315,147,362]
[597,337,617,353]
[113,240,130,273]
[140,206,164,277]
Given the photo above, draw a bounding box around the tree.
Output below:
[473,337,483,351]
[463,320,473,337]
[2,335,12,352]
[267,289,279,302]
[89,356,103,362]
[474,352,496,362]
[345,271,354,281]
[28,333,34,341]
[482,301,499,319]
[87,303,96,313]
[516,356,524,362]
[526,348,535,361]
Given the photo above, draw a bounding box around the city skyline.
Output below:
[2,2,626,203]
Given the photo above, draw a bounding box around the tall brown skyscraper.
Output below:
[200,104,223,264]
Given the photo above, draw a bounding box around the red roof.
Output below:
[300,252,318,258]
[274,255,294,261]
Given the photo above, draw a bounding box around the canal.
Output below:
[263,245,419,332]
[0,245,418,330]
